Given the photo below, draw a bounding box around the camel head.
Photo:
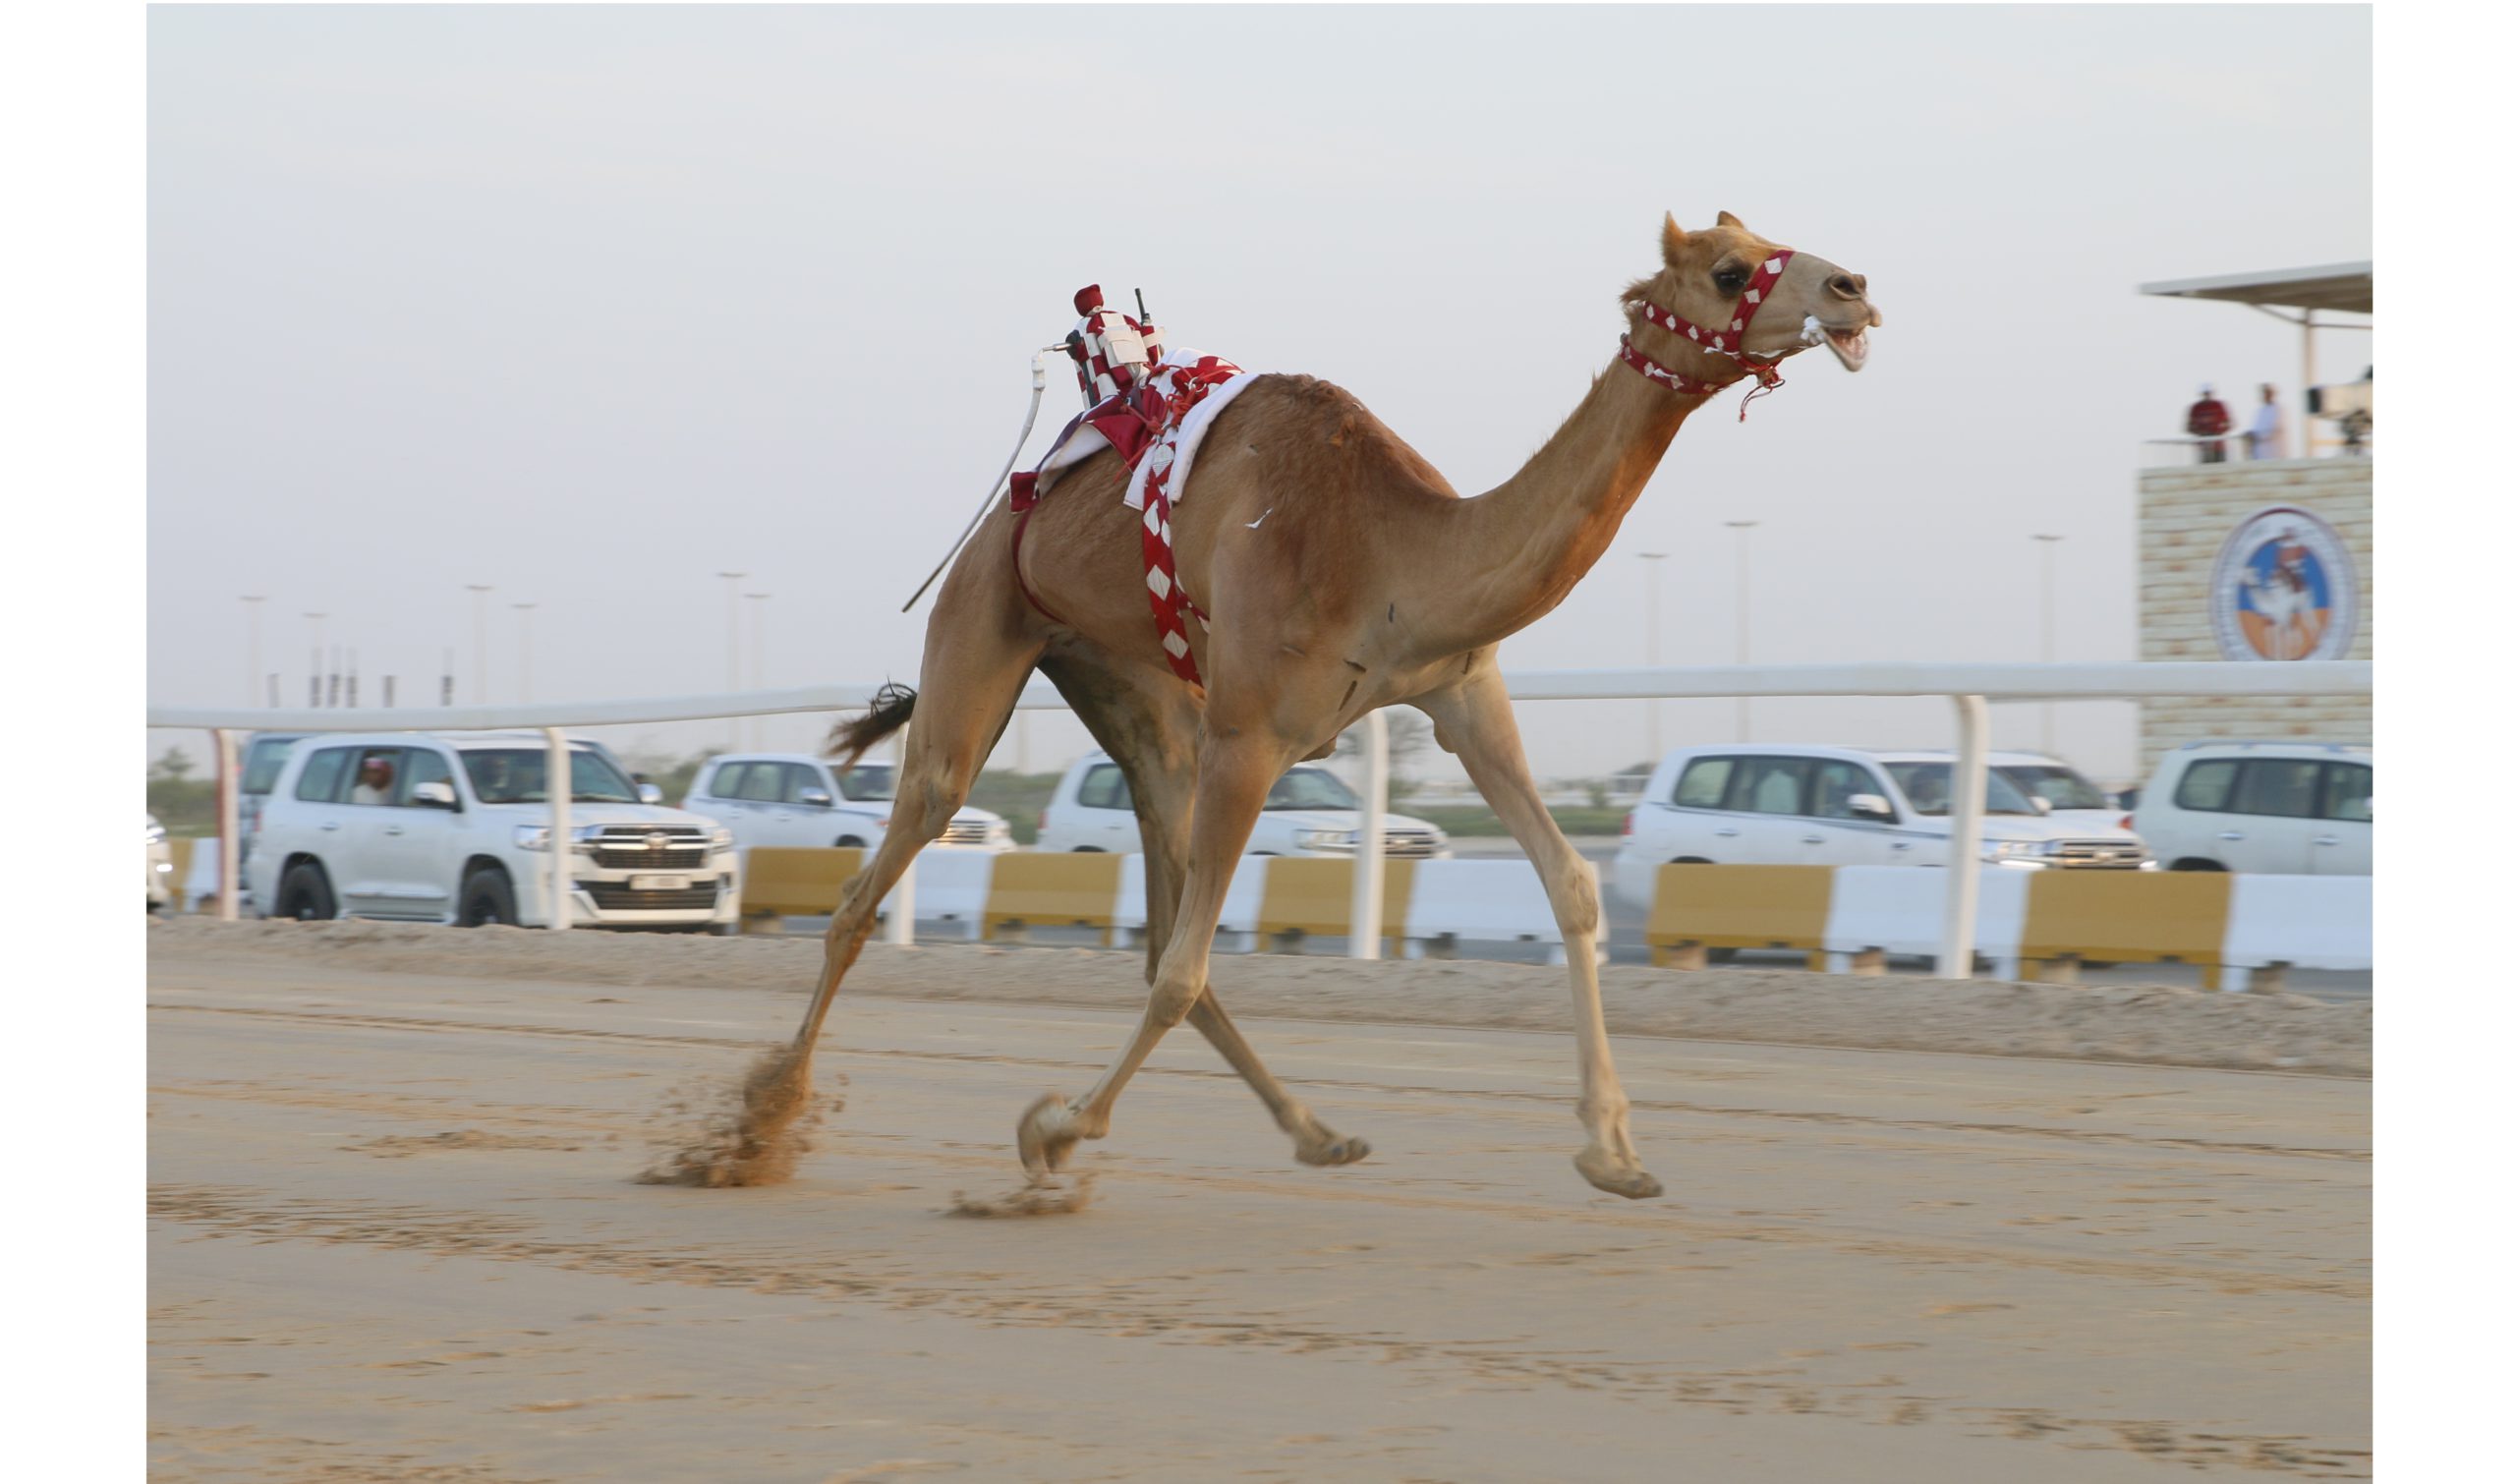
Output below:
[1628,210,1883,374]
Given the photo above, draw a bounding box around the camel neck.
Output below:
[1429,354,1713,653]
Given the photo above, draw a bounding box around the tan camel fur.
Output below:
[720,211,1881,1200]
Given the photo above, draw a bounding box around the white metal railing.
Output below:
[149,659,2372,977]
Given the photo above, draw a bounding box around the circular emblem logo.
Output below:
[2208,505,2358,661]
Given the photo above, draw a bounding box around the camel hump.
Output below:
[1217,373,1461,499]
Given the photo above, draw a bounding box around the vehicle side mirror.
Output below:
[409,780,460,811]
[2030,795,2054,816]
[637,783,664,805]
[798,789,833,809]
[1847,792,1894,822]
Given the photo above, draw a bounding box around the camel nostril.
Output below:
[1828,273,1864,300]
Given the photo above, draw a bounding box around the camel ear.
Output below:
[1716,209,1746,229]
[1660,211,1688,265]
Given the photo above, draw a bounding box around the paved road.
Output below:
[150,952,2369,1481]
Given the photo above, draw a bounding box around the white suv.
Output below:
[1036,750,1453,858]
[2132,741,2372,874]
[678,752,1012,856]
[1612,744,2151,912]
[247,732,739,931]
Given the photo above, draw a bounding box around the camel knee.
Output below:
[1146,972,1204,1030]
[1551,870,1601,941]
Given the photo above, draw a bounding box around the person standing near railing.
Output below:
[2246,382,2288,460]
[2185,384,2231,463]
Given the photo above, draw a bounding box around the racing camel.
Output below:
[685,211,1883,1200]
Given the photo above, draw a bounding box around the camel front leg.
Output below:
[1416,679,1662,1200]
[1017,730,1297,1175]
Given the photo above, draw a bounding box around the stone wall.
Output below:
[2137,458,2373,777]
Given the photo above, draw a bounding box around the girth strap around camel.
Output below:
[1008,285,1258,686]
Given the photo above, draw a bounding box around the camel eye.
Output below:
[1712,268,1748,297]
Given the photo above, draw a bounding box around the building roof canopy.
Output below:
[2138,261,2372,315]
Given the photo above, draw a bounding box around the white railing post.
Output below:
[213,727,240,922]
[886,725,914,945]
[543,726,572,931]
[1939,694,1990,978]
[1349,710,1389,959]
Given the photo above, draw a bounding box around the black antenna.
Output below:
[1135,288,1151,325]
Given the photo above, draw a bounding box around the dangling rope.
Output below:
[899,348,1061,613]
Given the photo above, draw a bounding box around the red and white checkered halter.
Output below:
[1619,249,1797,420]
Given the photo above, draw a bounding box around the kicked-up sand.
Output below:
[149,919,2369,1481]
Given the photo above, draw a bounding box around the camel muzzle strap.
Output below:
[1621,248,1796,421]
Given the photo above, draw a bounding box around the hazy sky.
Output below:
[147,5,2372,785]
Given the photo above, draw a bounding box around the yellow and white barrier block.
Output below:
[981,851,1126,945]
[1649,863,2364,990]
[1644,863,1833,970]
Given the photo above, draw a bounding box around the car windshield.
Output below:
[460,748,642,804]
[1264,768,1358,811]
[241,737,302,795]
[835,764,893,802]
[1883,762,2038,816]
[1996,765,2111,812]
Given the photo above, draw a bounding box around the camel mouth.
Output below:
[1820,323,1870,372]
[1792,314,1872,372]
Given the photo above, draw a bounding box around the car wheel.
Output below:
[836,835,868,849]
[274,862,336,921]
[2168,858,2227,872]
[1073,846,1105,853]
[458,867,519,927]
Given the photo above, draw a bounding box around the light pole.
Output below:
[464,584,493,704]
[745,592,770,749]
[302,612,327,708]
[2032,534,2066,755]
[1637,552,1669,760]
[716,571,746,749]
[241,596,265,708]
[1723,521,1758,740]
[511,602,538,704]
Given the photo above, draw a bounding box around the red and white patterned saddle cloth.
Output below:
[1010,344,1266,684]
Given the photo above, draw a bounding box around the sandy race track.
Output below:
[149,921,2370,1482]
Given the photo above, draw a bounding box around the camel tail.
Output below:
[824,681,917,770]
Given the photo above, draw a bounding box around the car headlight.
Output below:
[1980,840,2036,861]
[1296,828,1356,850]
[515,825,552,851]
[144,823,166,845]
[711,827,735,851]
[986,820,1012,840]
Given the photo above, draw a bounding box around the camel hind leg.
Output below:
[671,626,1039,1187]
[792,635,1041,1054]
[1047,656,1368,1168]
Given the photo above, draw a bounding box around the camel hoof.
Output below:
[1018,1091,1078,1176]
[1295,1131,1372,1168]
[1574,1146,1665,1201]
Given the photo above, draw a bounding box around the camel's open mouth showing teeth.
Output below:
[1822,325,1870,372]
